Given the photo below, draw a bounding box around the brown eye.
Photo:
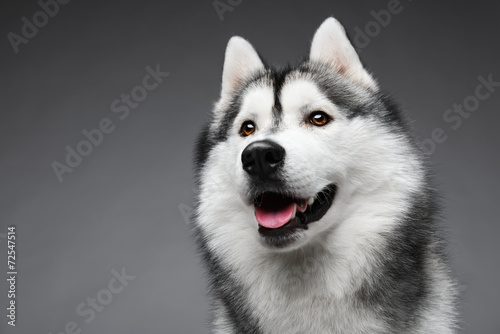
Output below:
[309,111,330,126]
[240,120,256,136]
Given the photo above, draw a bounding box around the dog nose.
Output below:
[241,140,286,179]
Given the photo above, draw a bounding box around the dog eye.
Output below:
[240,120,256,136]
[309,111,330,126]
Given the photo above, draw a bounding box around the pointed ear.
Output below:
[310,17,378,91]
[221,36,265,100]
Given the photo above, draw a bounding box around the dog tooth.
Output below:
[292,203,297,219]
[308,197,314,205]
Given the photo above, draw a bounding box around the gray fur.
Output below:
[193,17,458,334]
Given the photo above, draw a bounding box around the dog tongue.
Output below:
[255,202,295,229]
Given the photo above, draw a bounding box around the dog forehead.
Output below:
[235,73,336,128]
[280,77,330,114]
[239,82,274,119]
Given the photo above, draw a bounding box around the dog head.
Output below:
[195,18,423,251]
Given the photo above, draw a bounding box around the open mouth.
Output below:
[254,184,337,247]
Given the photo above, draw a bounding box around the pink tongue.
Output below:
[255,202,295,229]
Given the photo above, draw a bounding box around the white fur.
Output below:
[197,76,430,333]
[195,17,457,333]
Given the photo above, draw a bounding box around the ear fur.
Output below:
[221,36,265,100]
[310,17,378,91]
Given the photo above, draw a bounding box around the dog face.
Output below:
[195,18,422,251]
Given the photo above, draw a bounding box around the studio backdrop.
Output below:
[1,0,499,333]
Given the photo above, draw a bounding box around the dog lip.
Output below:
[300,184,336,225]
[256,184,337,247]
[254,184,336,224]
[253,193,309,211]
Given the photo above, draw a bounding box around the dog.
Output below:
[193,17,458,333]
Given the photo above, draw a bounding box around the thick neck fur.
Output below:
[194,145,454,333]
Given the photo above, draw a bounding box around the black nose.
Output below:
[241,140,286,180]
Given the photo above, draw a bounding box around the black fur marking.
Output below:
[193,115,264,332]
[271,66,292,126]
[193,123,213,176]
[355,188,445,332]
[212,72,270,148]
[298,62,423,147]
[213,91,246,143]
[377,93,423,148]
[193,51,457,332]
[197,60,417,175]
[193,225,263,333]
[298,62,376,116]
[193,74,261,172]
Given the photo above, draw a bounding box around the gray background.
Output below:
[1,0,499,333]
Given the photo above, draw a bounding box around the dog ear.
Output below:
[221,36,265,100]
[310,17,378,91]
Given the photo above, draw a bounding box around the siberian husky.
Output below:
[193,17,458,334]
